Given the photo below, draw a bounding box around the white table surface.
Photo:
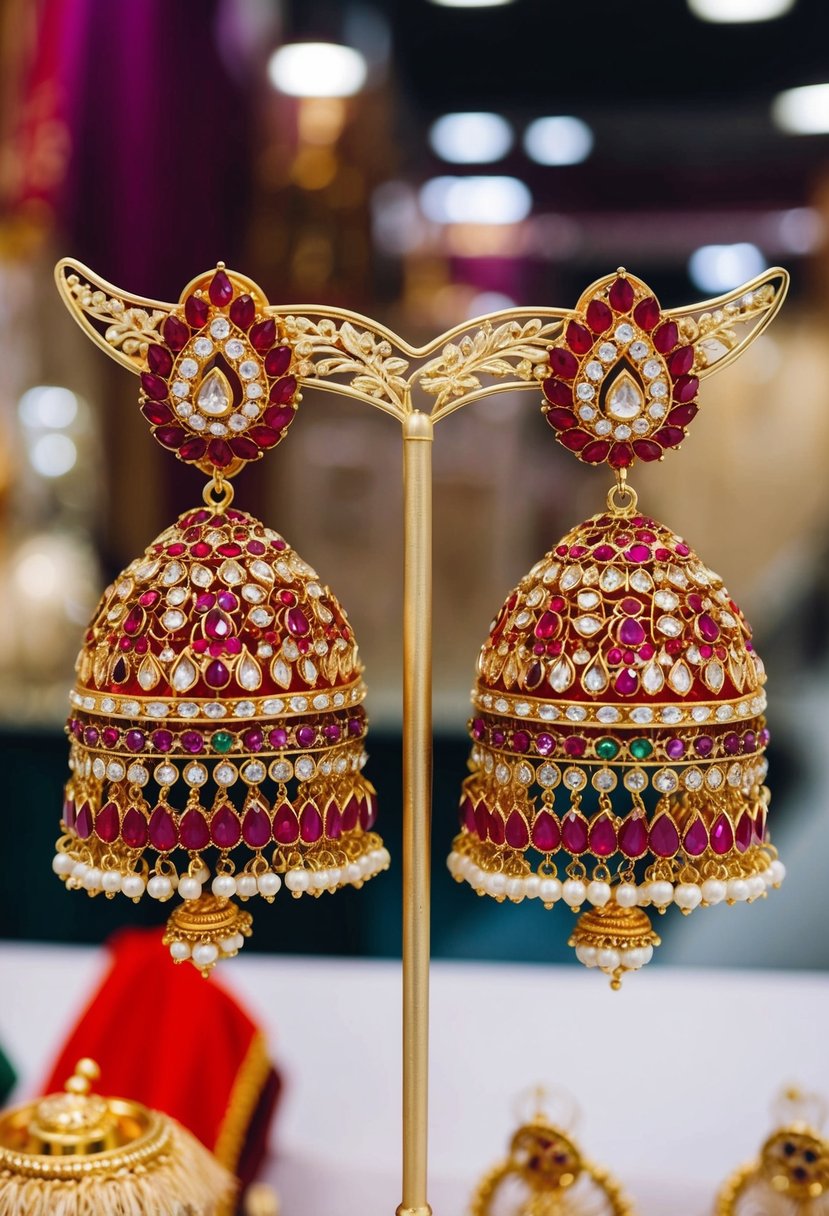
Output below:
[1,942,827,1215]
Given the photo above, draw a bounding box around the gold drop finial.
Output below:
[65,1058,100,1095]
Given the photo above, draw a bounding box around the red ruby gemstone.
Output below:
[147,344,173,376]
[534,610,561,639]
[633,296,660,330]
[209,269,234,306]
[564,736,586,757]
[608,442,633,468]
[250,318,277,352]
[512,731,530,754]
[204,608,232,640]
[673,374,699,403]
[562,812,588,854]
[488,810,505,845]
[653,320,678,353]
[735,812,753,853]
[205,660,230,688]
[549,348,579,381]
[265,346,292,377]
[650,815,680,857]
[589,814,617,857]
[364,790,378,830]
[698,613,720,641]
[211,803,242,848]
[531,810,561,852]
[667,346,694,377]
[180,808,210,850]
[633,439,663,462]
[140,372,169,401]
[710,813,734,855]
[263,404,295,432]
[615,667,639,695]
[286,607,310,636]
[343,794,361,833]
[163,315,189,351]
[123,605,145,636]
[619,813,649,858]
[179,437,208,461]
[248,425,280,449]
[505,810,530,849]
[96,802,120,843]
[208,439,234,468]
[325,800,343,839]
[652,426,684,449]
[619,618,646,646]
[542,378,573,407]
[152,729,173,752]
[474,801,489,839]
[682,816,709,856]
[185,294,209,328]
[154,426,185,450]
[594,544,615,560]
[559,428,591,452]
[149,804,178,851]
[608,277,634,313]
[121,806,149,848]
[229,436,260,460]
[566,320,593,353]
[63,795,76,831]
[269,375,297,405]
[586,299,613,333]
[666,403,698,428]
[242,728,264,750]
[582,440,611,464]
[273,802,300,844]
[101,726,120,748]
[125,728,145,752]
[75,801,94,839]
[242,803,272,848]
[545,407,578,431]
[299,802,323,843]
[229,293,255,330]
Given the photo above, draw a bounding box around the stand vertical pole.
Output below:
[398,410,434,1216]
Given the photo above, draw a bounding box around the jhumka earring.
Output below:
[469,1087,634,1216]
[449,267,788,986]
[716,1087,829,1215]
[51,260,388,973]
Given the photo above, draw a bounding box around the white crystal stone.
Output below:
[237,654,262,691]
[167,587,187,606]
[184,763,208,786]
[239,360,258,380]
[598,342,617,362]
[194,337,213,356]
[162,561,183,585]
[583,660,608,693]
[630,569,652,591]
[516,762,533,785]
[242,760,266,784]
[191,564,213,587]
[654,589,678,609]
[706,766,724,789]
[215,763,238,786]
[514,611,531,627]
[92,757,106,779]
[630,341,648,359]
[251,560,274,583]
[668,660,692,694]
[242,584,265,604]
[179,357,198,379]
[179,702,198,717]
[138,657,159,690]
[270,760,293,782]
[656,615,681,637]
[654,768,678,793]
[683,767,703,790]
[577,590,599,609]
[600,567,624,591]
[629,706,653,724]
[633,418,650,434]
[106,760,126,781]
[282,640,299,660]
[312,694,330,710]
[560,566,582,590]
[210,317,230,338]
[515,701,530,716]
[650,380,667,398]
[606,371,644,421]
[161,609,185,631]
[233,701,255,717]
[290,695,308,711]
[154,762,178,786]
[705,661,725,692]
[595,419,612,435]
[648,403,666,420]
[642,660,664,695]
[147,702,168,718]
[295,757,315,780]
[596,706,620,722]
[614,424,631,440]
[172,381,189,398]
[242,403,260,418]
[578,405,596,421]
[691,706,710,722]
[615,323,634,343]
[250,608,272,627]
[563,769,586,791]
[574,615,601,636]
[225,339,245,358]
[190,414,207,430]
[209,422,227,436]
[494,697,509,712]
[219,559,244,585]
[229,414,247,431]
[197,368,233,417]
[565,705,587,721]
[660,706,682,723]
[549,658,573,692]
[495,762,510,785]
[246,383,263,399]
[101,697,116,713]
[120,700,140,715]
[538,704,558,721]
[127,763,148,786]
[585,360,603,380]
[537,763,560,787]
[624,768,648,792]
[577,383,595,401]
[643,359,661,379]
[204,703,225,718]
[593,769,616,792]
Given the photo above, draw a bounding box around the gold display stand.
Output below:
[55,259,788,1215]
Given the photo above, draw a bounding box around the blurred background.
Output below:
[2,0,829,969]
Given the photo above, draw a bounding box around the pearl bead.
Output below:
[575,945,597,967]
[506,877,525,901]
[71,861,87,881]
[615,883,638,907]
[726,878,749,902]
[468,865,484,890]
[82,868,102,891]
[446,854,459,876]
[649,881,673,907]
[587,880,611,907]
[701,878,726,905]
[378,848,391,869]
[147,875,173,900]
[358,854,374,877]
[747,875,766,899]
[524,874,541,899]
[285,869,310,893]
[219,936,239,955]
[674,883,702,911]
[192,943,219,968]
[211,874,237,898]
[102,871,122,893]
[597,947,620,970]
[122,874,145,899]
[345,862,362,884]
[562,879,586,908]
[169,941,191,961]
[193,863,210,884]
[641,944,654,964]
[257,872,282,897]
[624,947,646,969]
[236,874,258,898]
[328,867,343,886]
[312,869,331,890]
[770,859,786,886]
[486,872,507,897]
[178,876,202,901]
[52,853,73,876]
[538,877,562,904]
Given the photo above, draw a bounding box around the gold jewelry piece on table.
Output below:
[469,1088,635,1215]
[717,1087,829,1215]
[448,266,790,987]
[0,1058,234,1215]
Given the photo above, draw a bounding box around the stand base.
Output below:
[396,1207,433,1216]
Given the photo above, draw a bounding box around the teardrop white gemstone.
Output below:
[191,564,213,587]
[582,659,608,693]
[630,570,653,592]
[668,660,692,695]
[237,653,262,691]
[138,655,160,691]
[550,657,573,693]
[171,655,197,692]
[606,370,644,421]
[642,660,665,695]
[219,559,244,585]
[574,615,601,636]
[560,566,582,591]
[301,658,318,685]
[196,368,233,417]
[600,567,624,592]
[704,660,725,692]
[272,658,292,688]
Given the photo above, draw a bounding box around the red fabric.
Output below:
[42,928,280,1184]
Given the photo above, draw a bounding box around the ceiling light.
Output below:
[29,433,78,477]
[772,83,829,134]
[687,0,794,20]
[523,116,593,166]
[429,112,513,164]
[419,176,532,225]
[267,42,368,98]
[18,385,79,429]
[688,243,766,293]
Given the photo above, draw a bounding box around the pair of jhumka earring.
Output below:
[52,258,787,984]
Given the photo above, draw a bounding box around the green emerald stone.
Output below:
[596,737,619,760]
[630,738,653,760]
[211,730,234,754]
